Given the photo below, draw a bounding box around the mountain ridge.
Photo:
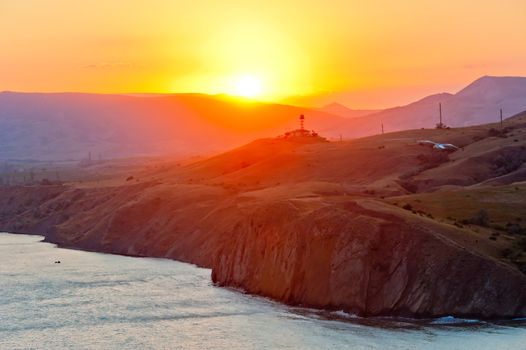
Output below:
[317,102,380,119]
[1,112,525,318]
[329,76,526,138]
[2,76,526,160]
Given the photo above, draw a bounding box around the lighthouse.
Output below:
[280,114,324,139]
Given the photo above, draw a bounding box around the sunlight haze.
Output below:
[1,0,526,108]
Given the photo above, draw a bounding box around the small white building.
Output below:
[282,115,322,139]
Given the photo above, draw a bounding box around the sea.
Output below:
[1,232,525,350]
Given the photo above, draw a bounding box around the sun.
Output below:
[233,75,262,98]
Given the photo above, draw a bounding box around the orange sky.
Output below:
[1,0,526,108]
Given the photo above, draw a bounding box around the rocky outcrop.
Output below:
[1,184,525,319]
[209,200,526,318]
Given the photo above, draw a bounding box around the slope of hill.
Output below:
[2,76,525,161]
[317,102,380,119]
[1,112,526,319]
[331,76,526,139]
[0,92,343,160]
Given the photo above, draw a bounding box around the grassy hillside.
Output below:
[0,92,343,160]
[1,109,525,318]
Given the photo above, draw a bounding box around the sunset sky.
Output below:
[1,0,526,108]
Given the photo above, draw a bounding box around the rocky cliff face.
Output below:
[1,183,525,319]
[2,117,526,319]
[209,199,526,318]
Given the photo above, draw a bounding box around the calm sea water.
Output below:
[1,232,525,350]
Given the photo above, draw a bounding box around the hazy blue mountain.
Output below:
[331,76,526,138]
[317,102,380,119]
[0,92,343,160]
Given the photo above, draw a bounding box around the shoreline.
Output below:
[3,230,525,323]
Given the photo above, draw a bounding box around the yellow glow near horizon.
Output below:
[1,1,526,108]
[232,75,262,98]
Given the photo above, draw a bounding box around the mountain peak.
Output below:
[456,76,526,99]
[318,102,380,119]
[322,102,350,109]
[411,92,453,105]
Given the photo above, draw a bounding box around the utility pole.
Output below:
[439,102,442,126]
[381,123,384,134]
[500,108,503,128]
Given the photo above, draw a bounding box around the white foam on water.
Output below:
[1,232,525,350]
[431,316,481,325]
[332,310,360,319]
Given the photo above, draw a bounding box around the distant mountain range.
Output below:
[1,76,526,160]
[331,76,526,138]
[317,102,380,119]
[0,93,343,160]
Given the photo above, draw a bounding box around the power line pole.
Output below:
[500,108,503,128]
[381,123,384,134]
[439,102,442,126]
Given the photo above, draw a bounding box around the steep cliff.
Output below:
[209,197,526,318]
[2,115,526,319]
[1,182,525,319]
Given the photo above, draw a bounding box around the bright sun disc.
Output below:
[233,75,262,98]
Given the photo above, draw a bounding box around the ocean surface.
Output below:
[1,232,525,350]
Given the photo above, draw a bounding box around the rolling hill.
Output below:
[0,92,343,160]
[2,76,526,162]
[1,109,525,318]
[331,76,526,139]
[317,102,380,119]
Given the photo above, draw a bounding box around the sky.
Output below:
[1,0,526,108]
